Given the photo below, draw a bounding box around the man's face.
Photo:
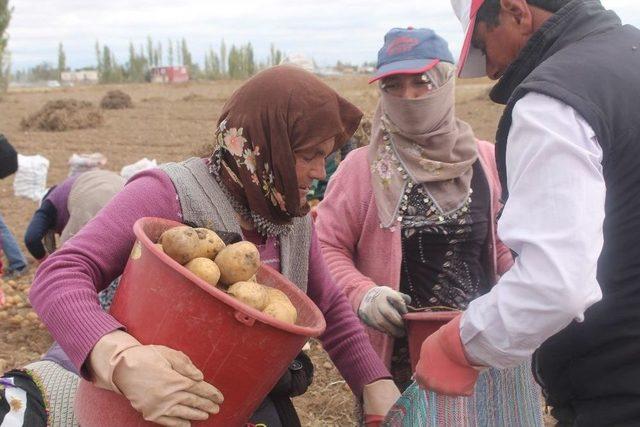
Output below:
[471,2,534,80]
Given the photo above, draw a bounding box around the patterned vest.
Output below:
[160,157,312,292]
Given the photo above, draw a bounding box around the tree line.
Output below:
[13,37,286,84]
[0,0,11,90]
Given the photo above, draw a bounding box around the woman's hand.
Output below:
[362,379,401,425]
[358,287,411,337]
[89,331,224,426]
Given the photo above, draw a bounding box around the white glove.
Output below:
[358,287,411,337]
[89,331,223,427]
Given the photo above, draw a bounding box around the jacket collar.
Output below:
[490,0,620,105]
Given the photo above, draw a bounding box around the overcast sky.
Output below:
[7,0,640,70]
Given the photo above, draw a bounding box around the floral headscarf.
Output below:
[212,65,362,232]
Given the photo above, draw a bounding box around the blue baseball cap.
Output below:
[369,27,455,84]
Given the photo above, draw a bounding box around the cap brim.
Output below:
[369,59,440,84]
[457,15,487,78]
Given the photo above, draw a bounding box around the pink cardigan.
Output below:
[316,141,513,367]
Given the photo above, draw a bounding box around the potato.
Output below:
[9,315,24,326]
[227,281,269,311]
[159,226,200,264]
[192,228,226,260]
[185,257,221,286]
[215,241,260,286]
[263,288,297,324]
[266,288,291,305]
[263,301,297,325]
[154,243,164,251]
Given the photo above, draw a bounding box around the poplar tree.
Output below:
[57,42,66,79]
[0,0,12,90]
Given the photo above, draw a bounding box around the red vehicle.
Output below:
[150,66,189,83]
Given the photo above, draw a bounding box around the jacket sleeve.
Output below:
[461,93,605,368]
[28,169,182,372]
[24,200,57,260]
[307,227,391,396]
[315,150,376,313]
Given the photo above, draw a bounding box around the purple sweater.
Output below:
[29,168,390,396]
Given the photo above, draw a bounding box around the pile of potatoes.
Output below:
[156,225,297,325]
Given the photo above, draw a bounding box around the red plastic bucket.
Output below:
[75,217,326,426]
[403,311,460,371]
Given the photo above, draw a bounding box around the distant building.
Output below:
[279,54,316,73]
[61,70,99,85]
[316,67,342,77]
[357,65,376,74]
[338,65,358,74]
[151,66,189,84]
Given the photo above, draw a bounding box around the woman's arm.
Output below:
[307,227,390,397]
[495,235,515,276]
[29,169,182,372]
[24,200,57,260]
[478,139,515,276]
[315,149,377,312]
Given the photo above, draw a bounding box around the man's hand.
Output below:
[415,315,480,396]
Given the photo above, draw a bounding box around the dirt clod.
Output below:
[21,99,104,132]
[100,90,133,110]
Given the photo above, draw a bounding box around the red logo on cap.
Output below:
[387,37,419,56]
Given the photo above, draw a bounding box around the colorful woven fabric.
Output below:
[383,361,543,426]
[24,361,79,427]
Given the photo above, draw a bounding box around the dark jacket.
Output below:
[0,134,18,179]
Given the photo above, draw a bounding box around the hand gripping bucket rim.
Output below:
[75,217,327,426]
[403,310,460,371]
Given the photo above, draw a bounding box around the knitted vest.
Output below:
[490,0,640,421]
[160,157,311,292]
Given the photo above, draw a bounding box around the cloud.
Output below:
[6,0,639,70]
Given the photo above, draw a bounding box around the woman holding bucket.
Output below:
[29,65,400,427]
[316,28,543,424]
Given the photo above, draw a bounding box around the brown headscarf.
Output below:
[213,65,362,229]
